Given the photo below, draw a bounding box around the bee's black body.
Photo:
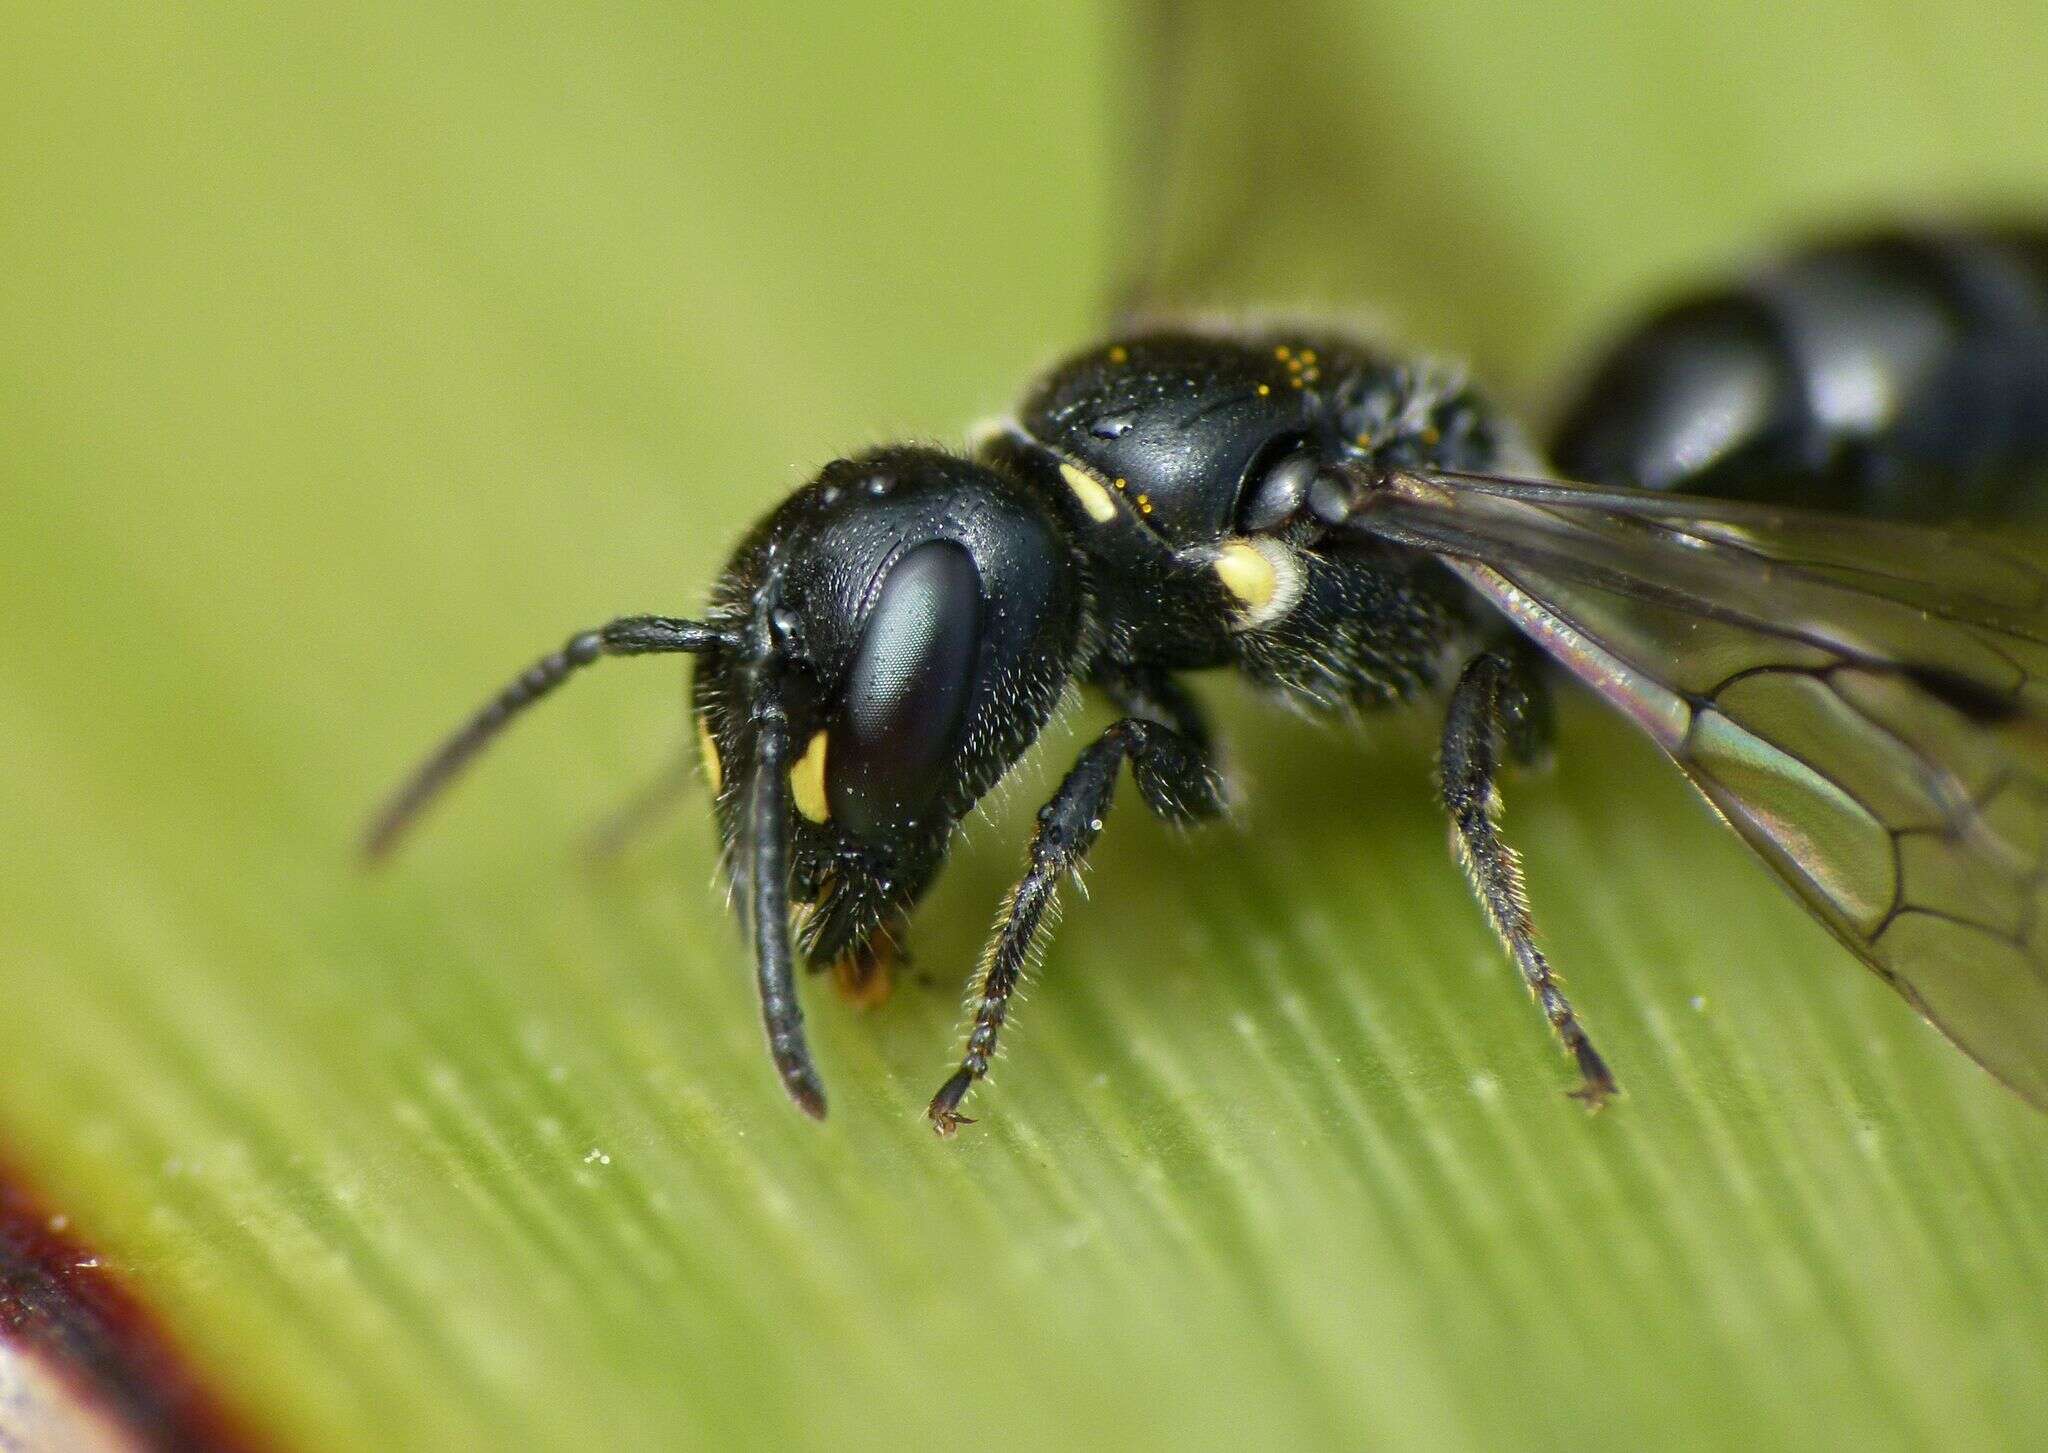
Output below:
[1554,228,2048,518]
[368,222,2048,1127]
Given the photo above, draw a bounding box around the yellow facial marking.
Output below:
[696,715,724,796]
[1255,383,1272,397]
[1059,460,1119,523]
[1213,540,1278,611]
[1107,344,1129,364]
[790,729,830,823]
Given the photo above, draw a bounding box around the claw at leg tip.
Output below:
[1566,1081,1616,1113]
[787,1075,829,1121]
[928,1067,977,1136]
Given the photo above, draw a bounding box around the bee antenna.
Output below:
[361,615,733,862]
[742,701,828,1119]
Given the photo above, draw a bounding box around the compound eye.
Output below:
[1237,444,1320,532]
[826,541,985,838]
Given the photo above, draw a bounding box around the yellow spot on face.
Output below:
[1107,344,1129,364]
[1421,425,1442,445]
[1274,344,1291,360]
[1113,476,1128,490]
[1213,540,1278,611]
[696,715,723,796]
[790,730,830,823]
[1300,349,1317,366]
[1355,432,1375,449]
[1256,383,1272,397]
[1058,460,1119,523]
[1136,493,1154,515]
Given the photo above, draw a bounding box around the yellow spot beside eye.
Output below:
[1213,540,1278,610]
[790,730,830,823]
[1107,344,1128,363]
[1059,461,1119,523]
[1256,383,1272,397]
[697,715,724,796]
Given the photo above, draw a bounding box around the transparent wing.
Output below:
[1348,469,2048,1108]
[1108,0,1549,330]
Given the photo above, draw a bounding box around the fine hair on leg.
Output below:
[929,715,1221,1134]
[1441,647,1616,1107]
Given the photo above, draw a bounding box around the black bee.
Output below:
[365,216,2048,1130]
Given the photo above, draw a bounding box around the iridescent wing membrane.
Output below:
[1348,472,2048,1107]
[1108,0,1544,341]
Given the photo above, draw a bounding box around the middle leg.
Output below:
[1441,644,1617,1107]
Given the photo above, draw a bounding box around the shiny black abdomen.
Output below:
[1549,228,2048,519]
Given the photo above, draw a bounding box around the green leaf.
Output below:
[5,2,2048,1448]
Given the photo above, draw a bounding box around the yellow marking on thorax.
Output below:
[697,715,724,796]
[1211,537,1304,628]
[1213,540,1278,610]
[1059,461,1119,523]
[791,729,831,823]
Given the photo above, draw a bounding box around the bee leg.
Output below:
[1092,665,1219,760]
[928,716,1223,1135]
[1441,646,1617,1109]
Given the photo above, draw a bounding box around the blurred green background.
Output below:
[5,2,2048,1449]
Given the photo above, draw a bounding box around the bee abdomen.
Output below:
[1549,227,2048,519]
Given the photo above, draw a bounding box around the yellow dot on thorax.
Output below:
[790,729,831,823]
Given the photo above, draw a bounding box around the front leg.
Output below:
[1442,646,1617,1107]
[1092,663,1217,757]
[927,716,1223,1134]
